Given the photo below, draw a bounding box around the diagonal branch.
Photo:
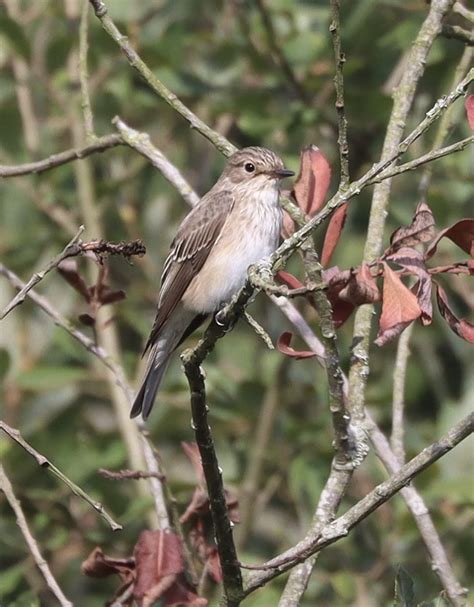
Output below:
[242,411,474,594]
[88,0,236,156]
[0,463,73,607]
[0,421,121,531]
[0,134,123,177]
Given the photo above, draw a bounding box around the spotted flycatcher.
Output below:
[130,146,294,419]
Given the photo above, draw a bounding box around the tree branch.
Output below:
[0,134,123,177]
[112,116,200,207]
[0,421,121,531]
[79,0,96,141]
[243,411,474,594]
[330,0,350,188]
[390,325,414,464]
[0,463,73,607]
[88,0,237,156]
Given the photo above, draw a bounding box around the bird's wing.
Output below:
[144,190,235,352]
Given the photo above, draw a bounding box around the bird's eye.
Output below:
[244,162,255,173]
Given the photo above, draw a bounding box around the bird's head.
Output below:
[221,147,294,190]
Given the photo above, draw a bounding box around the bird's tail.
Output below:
[130,311,194,420]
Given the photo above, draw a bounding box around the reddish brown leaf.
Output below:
[181,442,205,485]
[375,263,422,346]
[78,313,96,326]
[339,263,380,306]
[81,547,135,607]
[276,270,305,290]
[323,266,356,327]
[98,286,126,305]
[320,203,348,267]
[134,531,207,607]
[386,248,432,325]
[426,218,474,259]
[436,284,474,344]
[389,201,435,252]
[277,332,317,359]
[466,95,474,131]
[57,259,90,301]
[281,210,296,238]
[292,145,331,216]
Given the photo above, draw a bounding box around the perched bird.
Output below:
[131,146,294,420]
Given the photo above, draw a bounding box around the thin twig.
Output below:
[346,0,456,430]
[248,263,325,298]
[79,0,96,141]
[112,116,200,207]
[88,0,236,156]
[0,422,121,531]
[0,134,123,177]
[254,0,308,102]
[98,468,164,481]
[0,262,172,530]
[0,464,74,607]
[329,0,350,188]
[244,312,274,349]
[278,293,468,605]
[368,135,474,185]
[441,23,474,45]
[242,411,474,593]
[390,325,413,464]
[0,226,85,319]
[366,413,468,606]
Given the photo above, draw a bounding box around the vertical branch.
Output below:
[181,358,243,606]
[0,464,73,607]
[329,0,350,188]
[79,0,96,141]
[390,324,413,464]
[347,0,455,424]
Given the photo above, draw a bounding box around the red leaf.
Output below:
[436,284,474,343]
[181,442,205,485]
[466,95,474,131]
[426,218,474,259]
[98,287,126,305]
[320,203,348,267]
[338,263,380,306]
[57,259,91,302]
[78,313,96,326]
[389,201,435,252]
[323,266,355,327]
[81,547,134,579]
[277,332,317,359]
[292,145,331,216]
[276,270,305,290]
[386,248,432,325]
[375,263,421,346]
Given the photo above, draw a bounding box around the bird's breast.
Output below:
[182,186,282,314]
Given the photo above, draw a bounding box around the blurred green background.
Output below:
[0,0,472,605]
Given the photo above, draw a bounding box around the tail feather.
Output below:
[130,355,171,420]
[130,308,199,420]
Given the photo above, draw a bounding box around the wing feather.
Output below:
[144,190,234,353]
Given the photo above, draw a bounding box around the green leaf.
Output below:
[0,348,11,380]
[394,565,416,607]
[0,14,30,61]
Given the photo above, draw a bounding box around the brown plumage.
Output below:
[131,147,294,420]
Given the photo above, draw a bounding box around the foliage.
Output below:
[0,1,472,606]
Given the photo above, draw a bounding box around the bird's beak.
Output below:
[273,168,295,179]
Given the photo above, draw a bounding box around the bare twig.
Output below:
[0,464,74,606]
[390,325,413,464]
[88,0,236,156]
[0,422,121,531]
[441,23,474,45]
[243,312,274,349]
[278,296,468,605]
[79,0,96,141]
[248,263,325,298]
[98,468,164,481]
[0,134,123,177]
[242,411,474,593]
[347,0,456,427]
[0,227,85,319]
[0,262,173,530]
[453,1,474,21]
[112,116,200,207]
[254,0,308,102]
[368,135,474,185]
[366,413,468,606]
[329,0,350,188]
